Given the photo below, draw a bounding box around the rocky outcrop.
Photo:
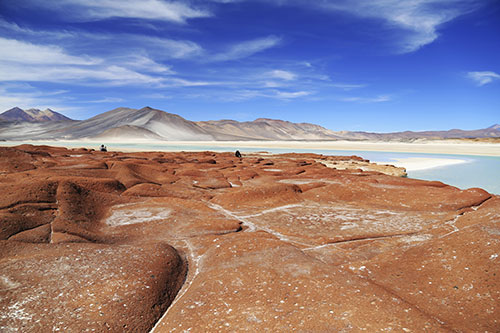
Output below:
[0,145,498,332]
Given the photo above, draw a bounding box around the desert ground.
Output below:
[1,144,499,332]
[2,139,500,156]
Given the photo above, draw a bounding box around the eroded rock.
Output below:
[0,145,498,332]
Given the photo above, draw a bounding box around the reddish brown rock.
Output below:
[154,233,446,332]
[0,147,37,173]
[211,183,303,212]
[0,145,498,332]
[0,241,186,332]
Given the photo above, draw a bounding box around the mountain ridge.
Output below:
[0,106,498,142]
[0,107,73,122]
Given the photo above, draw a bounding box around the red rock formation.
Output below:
[0,145,498,332]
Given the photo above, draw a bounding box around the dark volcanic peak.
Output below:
[0,107,73,122]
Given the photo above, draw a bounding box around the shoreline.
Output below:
[373,157,469,172]
[1,139,500,157]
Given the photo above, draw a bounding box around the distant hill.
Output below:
[0,107,73,122]
[196,118,342,140]
[338,126,500,141]
[0,106,498,142]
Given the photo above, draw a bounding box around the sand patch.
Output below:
[374,157,468,171]
[106,202,171,226]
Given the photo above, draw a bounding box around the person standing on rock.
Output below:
[235,150,242,158]
[100,144,107,152]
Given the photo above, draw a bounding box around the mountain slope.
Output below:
[44,106,215,141]
[197,118,343,140]
[0,106,497,142]
[0,107,73,122]
[339,126,500,141]
[93,125,165,140]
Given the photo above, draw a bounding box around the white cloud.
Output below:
[140,36,203,59]
[234,0,481,53]
[203,88,312,102]
[323,0,482,52]
[83,97,125,103]
[331,83,367,90]
[467,71,500,86]
[117,55,174,74]
[0,20,75,39]
[273,90,311,99]
[263,81,283,88]
[212,35,282,61]
[0,20,204,61]
[266,69,297,81]
[340,95,391,103]
[164,78,224,87]
[0,37,99,65]
[0,84,73,113]
[0,37,207,86]
[31,0,210,23]
[0,63,163,85]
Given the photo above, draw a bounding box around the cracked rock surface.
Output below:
[0,144,498,332]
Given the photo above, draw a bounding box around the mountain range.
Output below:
[0,106,498,142]
[0,107,72,122]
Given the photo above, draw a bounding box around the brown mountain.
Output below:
[338,125,500,141]
[0,106,498,141]
[0,107,73,122]
[196,118,342,140]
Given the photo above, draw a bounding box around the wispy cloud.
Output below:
[83,97,125,104]
[27,0,211,23]
[331,83,367,91]
[212,35,282,61]
[116,55,174,74]
[321,0,482,52]
[0,20,75,39]
[340,95,391,103]
[163,78,224,87]
[0,84,74,113]
[273,90,311,99]
[216,88,312,102]
[0,62,163,85]
[137,36,203,59]
[0,20,205,61]
[0,37,99,65]
[266,69,297,81]
[0,36,204,86]
[467,71,500,86]
[232,0,482,53]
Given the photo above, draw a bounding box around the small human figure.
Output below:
[235,150,242,158]
[100,144,107,152]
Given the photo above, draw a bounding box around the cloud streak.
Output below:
[26,0,211,23]
[0,84,74,113]
[226,0,483,52]
[211,35,282,61]
[266,70,297,81]
[325,0,481,52]
[340,95,391,103]
[0,37,99,65]
[467,71,500,86]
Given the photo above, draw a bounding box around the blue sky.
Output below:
[0,0,498,132]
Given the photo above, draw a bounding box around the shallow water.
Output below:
[2,141,499,194]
